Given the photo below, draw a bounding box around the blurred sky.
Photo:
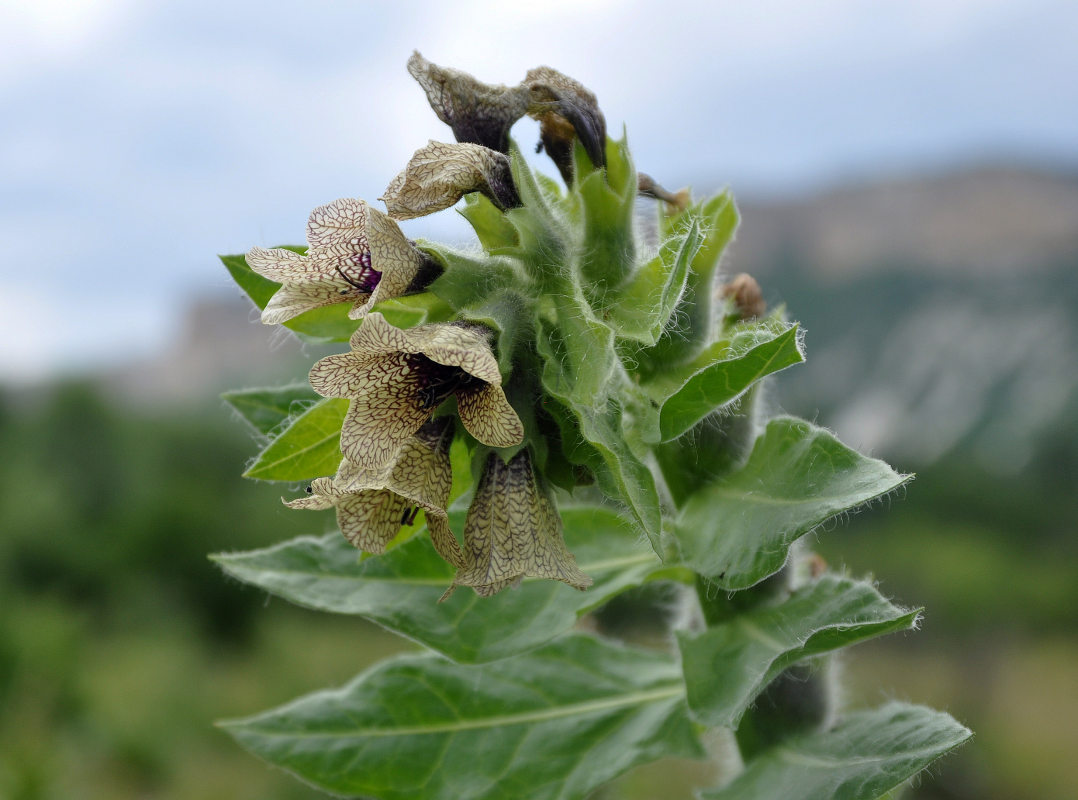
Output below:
[2,0,1077,381]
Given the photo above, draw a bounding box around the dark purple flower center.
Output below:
[336,250,382,294]
[409,355,485,410]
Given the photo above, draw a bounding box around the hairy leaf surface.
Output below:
[674,417,911,588]
[700,703,970,800]
[222,383,321,436]
[213,506,660,663]
[243,398,347,482]
[221,634,703,800]
[679,576,919,727]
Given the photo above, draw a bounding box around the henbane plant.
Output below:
[214,52,970,799]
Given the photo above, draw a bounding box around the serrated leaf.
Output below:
[678,576,919,728]
[605,220,702,345]
[700,702,970,800]
[213,506,659,663]
[674,417,912,589]
[221,634,703,800]
[222,383,321,437]
[639,319,801,443]
[220,251,360,342]
[243,397,347,482]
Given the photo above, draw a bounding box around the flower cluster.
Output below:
[244,53,609,598]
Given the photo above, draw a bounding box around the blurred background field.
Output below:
[3,163,1075,799]
[3,2,1077,798]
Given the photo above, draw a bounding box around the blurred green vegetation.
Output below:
[1,377,1075,798]
[0,382,411,799]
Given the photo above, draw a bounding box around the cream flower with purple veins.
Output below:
[381,141,521,220]
[448,450,592,598]
[246,197,431,325]
[285,417,464,567]
[309,312,524,471]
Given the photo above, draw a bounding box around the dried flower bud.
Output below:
[721,272,767,320]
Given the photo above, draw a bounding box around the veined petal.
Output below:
[456,383,524,449]
[308,351,372,398]
[336,489,410,553]
[246,246,329,283]
[335,417,454,512]
[352,205,427,317]
[427,511,466,570]
[352,314,503,385]
[407,51,529,154]
[282,476,341,510]
[381,140,520,220]
[305,197,371,250]
[453,451,591,596]
[337,356,432,470]
[262,281,365,325]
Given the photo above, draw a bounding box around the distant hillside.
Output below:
[735,165,1078,278]
[729,165,1078,469]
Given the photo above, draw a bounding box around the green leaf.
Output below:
[458,193,519,253]
[674,417,912,589]
[536,323,662,551]
[243,397,347,482]
[576,139,636,289]
[604,220,702,345]
[220,251,359,342]
[221,634,702,800]
[222,383,321,436]
[647,191,740,364]
[650,320,803,442]
[700,702,970,800]
[212,506,660,663]
[678,576,919,728]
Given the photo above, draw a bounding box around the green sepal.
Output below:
[420,242,524,313]
[222,383,321,437]
[646,320,804,442]
[220,634,703,800]
[645,191,740,365]
[243,397,347,482]
[674,417,912,589]
[677,575,920,728]
[458,192,519,253]
[700,703,970,800]
[212,505,660,664]
[536,320,662,550]
[602,218,702,345]
[219,250,360,343]
[575,136,637,290]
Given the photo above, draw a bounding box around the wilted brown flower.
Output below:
[407,51,529,155]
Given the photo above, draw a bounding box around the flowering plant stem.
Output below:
[213,53,969,799]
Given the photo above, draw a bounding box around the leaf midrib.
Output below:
[230,684,683,739]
